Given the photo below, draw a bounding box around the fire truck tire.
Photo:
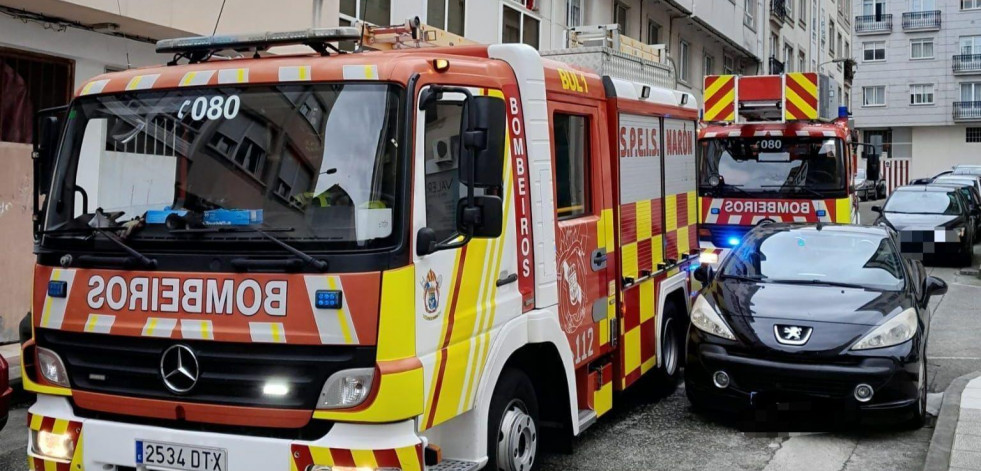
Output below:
[487,368,540,471]
[652,302,684,393]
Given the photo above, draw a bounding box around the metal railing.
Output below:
[855,14,892,34]
[954,102,981,121]
[771,0,789,23]
[769,56,785,75]
[902,10,941,30]
[954,54,981,74]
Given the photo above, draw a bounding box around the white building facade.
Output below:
[851,0,981,178]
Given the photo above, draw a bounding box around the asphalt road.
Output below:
[1,201,979,471]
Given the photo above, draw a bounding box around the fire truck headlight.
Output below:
[31,429,74,461]
[690,295,736,341]
[699,252,719,265]
[318,368,374,409]
[37,347,70,388]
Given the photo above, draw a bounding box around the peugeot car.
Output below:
[874,185,977,265]
[686,224,947,427]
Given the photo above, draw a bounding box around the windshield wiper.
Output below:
[40,225,157,269]
[168,224,328,272]
[768,279,870,290]
[760,185,827,199]
[701,182,752,196]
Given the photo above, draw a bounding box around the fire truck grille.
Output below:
[38,329,376,409]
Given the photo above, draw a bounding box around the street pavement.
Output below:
[0,201,978,470]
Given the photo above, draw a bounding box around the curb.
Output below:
[924,371,981,471]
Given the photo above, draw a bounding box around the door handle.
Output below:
[496,273,518,287]
[591,248,607,272]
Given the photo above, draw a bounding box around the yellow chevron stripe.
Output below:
[396,446,422,471]
[788,72,818,97]
[705,88,735,121]
[309,446,334,465]
[29,414,43,431]
[704,75,733,100]
[351,449,378,468]
[785,87,818,119]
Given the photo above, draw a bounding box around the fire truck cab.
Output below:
[26,22,698,471]
[696,73,858,264]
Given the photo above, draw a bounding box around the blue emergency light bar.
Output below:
[48,280,68,298]
[156,27,362,55]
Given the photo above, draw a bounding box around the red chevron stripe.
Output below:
[704,78,734,112]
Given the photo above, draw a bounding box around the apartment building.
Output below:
[851,0,981,178]
[762,0,854,114]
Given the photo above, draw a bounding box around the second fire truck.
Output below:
[696,73,858,264]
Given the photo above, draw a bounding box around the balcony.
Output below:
[769,56,785,75]
[954,54,981,74]
[954,102,981,121]
[902,10,941,31]
[855,14,893,34]
[770,0,789,25]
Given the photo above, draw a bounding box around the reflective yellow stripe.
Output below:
[29,413,43,431]
[350,449,378,468]
[40,270,61,328]
[145,318,158,336]
[271,323,282,343]
[236,68,246,82]
[309,447,334,466]
[395,446,422,471]
[181,72,197,86]
[200,321,211,339]
[327,277,353,344]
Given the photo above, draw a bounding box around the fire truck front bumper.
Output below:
[27,395,424,471]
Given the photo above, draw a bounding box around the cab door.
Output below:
[549,101,615,368]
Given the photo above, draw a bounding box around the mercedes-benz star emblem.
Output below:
[774,325,813,346]
[160,344,200,394]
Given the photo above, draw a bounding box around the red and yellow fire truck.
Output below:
[24,22,699,471]
[696,73,858,264]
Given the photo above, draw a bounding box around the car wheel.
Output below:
[877,185,886,200]
[487,368,539,471]
[652,302,684,394]
[907,360,928,429]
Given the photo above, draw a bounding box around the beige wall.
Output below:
[0,143,35,343]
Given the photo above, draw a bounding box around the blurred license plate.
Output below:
[136,440,227,471]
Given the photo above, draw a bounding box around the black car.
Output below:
[687,224,947,426]
[930,180,981,234]
[874,185,977,265]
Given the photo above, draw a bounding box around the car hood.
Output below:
[706,280,912,354]
[882,212,963,231]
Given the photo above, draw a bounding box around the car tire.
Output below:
[486,368,540,471]
[652,302,684,395]
[684,376,707,412]
[906,360,928,429]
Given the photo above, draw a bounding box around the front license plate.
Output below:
[136,440,227,471]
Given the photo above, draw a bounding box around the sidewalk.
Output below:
[952,378,981,469]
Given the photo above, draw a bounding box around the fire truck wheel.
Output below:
[652,302,684,392]
[487,368,540,471]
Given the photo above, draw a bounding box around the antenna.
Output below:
[212,0,227,35]
[115,0,131,69]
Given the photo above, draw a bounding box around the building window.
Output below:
[836,32,843,62]
[863,0,886,17]
[965,0,981,10]
[427,0,465,35]
[784,45,794,70]
[863,41,886,61]
[910,84,935,105]
[787,0,794,19]
[614,2,629,35]
[0,47,74,144]
[800,0,808,24]
[863,85,886,106]
[911,0,935,11]
[553,113,589,220]
[723,54,736,74]
[962,82,981,102]
[567,0,583,27]
[961,36,981,55]
[744,0,756,28]
[703,54,715,76]
[967,127,981,143]
[502,5,540,49]
[799,51,807,72]
[679,39,691,83]
[828,21,835,55]
[647,20,661,45]
[770,33,779,59]
[340,0,390,26]
[911,38,935,59]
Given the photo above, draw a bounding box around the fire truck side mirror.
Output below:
[456,195,503,239]
[458,96,506,189]
[33,107,67,237]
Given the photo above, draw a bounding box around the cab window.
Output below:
[423,100,464,241]
[553,113,590,220]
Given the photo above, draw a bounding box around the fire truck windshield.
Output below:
[698,137,846,197]
[45,83,404,251]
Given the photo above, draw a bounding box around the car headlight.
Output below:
[318,367,374,409]
[690,295,736,340]
[36,347,70,388]
[852,308,918,350]
[31,429,74,461]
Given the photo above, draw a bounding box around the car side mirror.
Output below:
[693,264,714,284]
[924,276,948,298]
[871,205,883,213]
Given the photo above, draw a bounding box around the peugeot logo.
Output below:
[160,344,199,394]
[774,325,813,346]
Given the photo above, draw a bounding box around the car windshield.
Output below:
[45,83,404,250]
[953,167,981,176]
[721,229,905,291]
[698,137,846,194]
[884,191,962,215]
